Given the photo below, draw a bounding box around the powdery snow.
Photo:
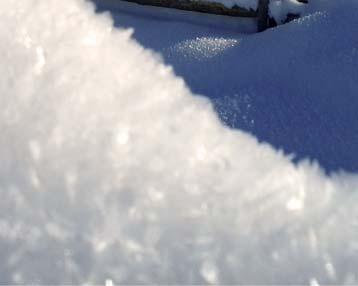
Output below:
[106,0,358,172]
[0,0,358,284]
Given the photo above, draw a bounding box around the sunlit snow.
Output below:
[172,37,239,60]
[0,0,358,284]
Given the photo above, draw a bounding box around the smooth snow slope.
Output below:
[100,0,358,173]
[1,0,358,284]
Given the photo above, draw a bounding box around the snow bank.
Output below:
[146,0,357,172]
[269,0,305,23]
[0,0,358,284]
[269,0,350,24]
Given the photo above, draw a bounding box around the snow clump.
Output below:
[0,0,358,284]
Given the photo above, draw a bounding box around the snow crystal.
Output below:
[172,37,238,60]
[0,0,358,284]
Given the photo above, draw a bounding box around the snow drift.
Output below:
[0,0,358,284]
[130,0,357,172]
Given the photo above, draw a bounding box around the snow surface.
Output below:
[101,0,358,173]
[1,0,358,284]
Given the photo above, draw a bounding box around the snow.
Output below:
[269,0,306,23]
[103,0,358,173]
[1,0,358,284]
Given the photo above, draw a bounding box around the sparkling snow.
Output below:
[0,0,358,284]
[103,0,358,173]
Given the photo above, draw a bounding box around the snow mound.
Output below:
[0,0,358,284]
[269,0,305,23]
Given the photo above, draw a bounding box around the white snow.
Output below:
[269,0,305,23]
[172,37,239,59]
[0,0,358,284]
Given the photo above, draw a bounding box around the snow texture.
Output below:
[104,0,358,173]
[0,0,358,284]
